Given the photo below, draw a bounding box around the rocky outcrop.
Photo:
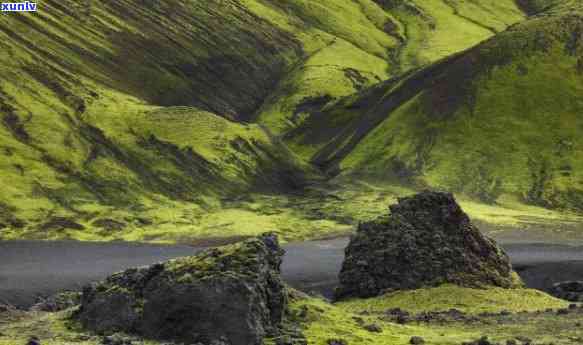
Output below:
[550,281,583,302]
[76,233,287,345]
[32,291,81,312]
[336,191,522,300]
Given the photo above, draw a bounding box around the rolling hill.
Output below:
[286,0,583,211]
[1,0,581,242]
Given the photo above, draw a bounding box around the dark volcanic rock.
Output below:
[26,336,41,345]
[40,217,84,231]
[91,218,126,232]
[76,233,287,345]
[32,290,81,312]
[550,281,583,302]
[336,191,521,300]
[410,336,425,345]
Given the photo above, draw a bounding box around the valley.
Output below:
[1,1,583,345]
[3,0,580,243]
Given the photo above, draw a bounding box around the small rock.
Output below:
[550,281,583,302]
[570,304,578,309]
[515,336,532,345]
[410,336,425,345]
[557,308,569,315]
[92,218,126,232]
[73,334,91,341]
[40,217,84,231]
[134,217,152,226]
[462,336,494,345]
[396,315,410,324]
[327,339,348,345]
[506,340,517,345]
[32,290,81,312]
[102,334,132,345]
[26,336,41,345]
[298,305,310,319]
[276,334,308,345]
[363,323,382,333]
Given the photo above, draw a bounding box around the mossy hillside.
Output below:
[0,0,526,133]
[0,0,529,240]
[0,0,303,238]
[0,63,315,240]
[0,0,305,119]
[0,66,316,235]
[250,0,526,134]
[391,0,524,71]
[3,161,581,243]
[297,1,583,211]
[0,0,327,240]
[517,0,563,15]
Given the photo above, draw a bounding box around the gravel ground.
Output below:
[1,239,583,307]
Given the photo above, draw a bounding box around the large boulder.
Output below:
[550,281,583,302]
[76,233,287,345]
[336,191,522,300]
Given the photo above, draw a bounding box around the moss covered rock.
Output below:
[76,233,287,345]
[336,191,522,300]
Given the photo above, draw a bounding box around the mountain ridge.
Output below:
[2,0,581,242]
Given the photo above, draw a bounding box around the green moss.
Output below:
[338,284,568,315]
[0,0,577,243]
[164,236,274,280]
[0,287,577,345]
[296,1,583,212]
[0,310,161,345]
[289,295,479,345]
[286,284,578,345]
[252,0,526,134]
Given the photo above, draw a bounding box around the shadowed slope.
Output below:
[0,0,319,239]
[250,0,526,134]
[289,0,583,210]
[0,0,304,119]
[0,0,532,240]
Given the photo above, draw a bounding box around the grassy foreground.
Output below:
[337,284,567,315]
[0,285,575,345]
[293,286,575,345]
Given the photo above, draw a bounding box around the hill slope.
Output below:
[0,0,532,240]
[0,0,317,239]
[287,0,583,210]
[250,0,526,134]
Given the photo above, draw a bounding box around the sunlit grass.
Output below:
[338,284,569,315]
